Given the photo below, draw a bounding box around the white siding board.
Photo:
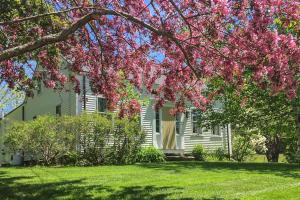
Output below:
[183,111,229,154]
[141,105,153,147]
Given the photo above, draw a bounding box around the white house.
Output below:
[0,69,232,165]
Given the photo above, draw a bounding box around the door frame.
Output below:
[161,106,177,150]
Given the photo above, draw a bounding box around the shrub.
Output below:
[58,151,79,165]
[4,113,145,166]
[72,113,112,165]
[137,147,165,163]
[192,144,206,161]
[106,116,145,164]
[232,135,255,162]
[285,136,300,164]
[250,134,267,154]
[214,147,227,161]
[4,116,76,165]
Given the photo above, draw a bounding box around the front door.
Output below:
[162,107,176,149]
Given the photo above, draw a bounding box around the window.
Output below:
[37,80,42,94]
[192,110,201,134]
[212,125,221,136]
[56,105,61,116]
[22,106,25,121]
[155,110,160,133]
[98,98,107,113]
[176,113,181,134]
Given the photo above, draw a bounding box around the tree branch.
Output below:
[0,6,87,26]
[0,7,200,77]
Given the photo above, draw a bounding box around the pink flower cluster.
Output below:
[1,0,299,116]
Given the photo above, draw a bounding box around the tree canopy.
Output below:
[0,0,299,114]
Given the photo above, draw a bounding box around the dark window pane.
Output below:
[37,80,42,94]
[155,111,160,133]
[212,125,220,135]
[56,105,61,116]
[98,98,107,112]
[22,106,25,121]
[176,114,180,134]
[192,110,201,134]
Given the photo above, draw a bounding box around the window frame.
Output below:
[37,80,42,94]
[56,105,62,116]
[97,97,107,113]
[192,109,202,134]
[155,110,160,133]
[176,113,181,135]
[212,125,221,136]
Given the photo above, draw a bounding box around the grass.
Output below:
[247,154,287,163]
[0,162,300,200]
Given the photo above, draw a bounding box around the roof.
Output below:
[3,98,27,118]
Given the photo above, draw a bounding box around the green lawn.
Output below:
[247,154,287,163]
[0,162,300,200]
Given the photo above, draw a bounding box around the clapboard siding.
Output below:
[141,105,154,147]
[77,77,231,153]
[82,95,97,113]
[183,110,229,154]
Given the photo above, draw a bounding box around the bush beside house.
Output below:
[137,147,165,163]
[4,113,145,166]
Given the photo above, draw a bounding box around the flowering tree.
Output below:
[1,0,299,113]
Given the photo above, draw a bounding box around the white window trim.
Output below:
[192,109,202,135]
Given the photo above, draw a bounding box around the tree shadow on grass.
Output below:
[137,161,300,179]
[107,185,191,200]
[0,171,190,200]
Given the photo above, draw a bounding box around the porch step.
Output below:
[165,155,194,161]
[164,153,194,161]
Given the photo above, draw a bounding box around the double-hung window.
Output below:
[155,110,160,133]
[98,97,107,113]
[192,110,202,134]
[56,105,61,116]
[176,113,181,134]
[212,125,221,136]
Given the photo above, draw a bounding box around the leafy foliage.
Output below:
[106,116,145,164]
[203,79,297,162]
[214,147,228,161]
[71,113,112,165]
[137,147,165,163]
[4,115,76,165]
[232,134,255,162]
[192,144,206,161]
[4,113,144,165]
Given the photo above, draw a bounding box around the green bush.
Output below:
[232,135,255,162]
[284,135,300,164]
[106,116,145,164]
[4,116,76,165]
[214,147,227,161]
[73,113,112,165]
[4,113,145,166]
[58,151,79,165]
[137,147,165,163]
[192,144,206,161]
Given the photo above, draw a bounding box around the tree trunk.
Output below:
[265,134,280,162]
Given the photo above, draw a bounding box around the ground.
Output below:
[0,162,300,200]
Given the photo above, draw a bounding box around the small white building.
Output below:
[0,71,232,165]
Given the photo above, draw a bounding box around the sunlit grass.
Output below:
[0,161,299,200]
